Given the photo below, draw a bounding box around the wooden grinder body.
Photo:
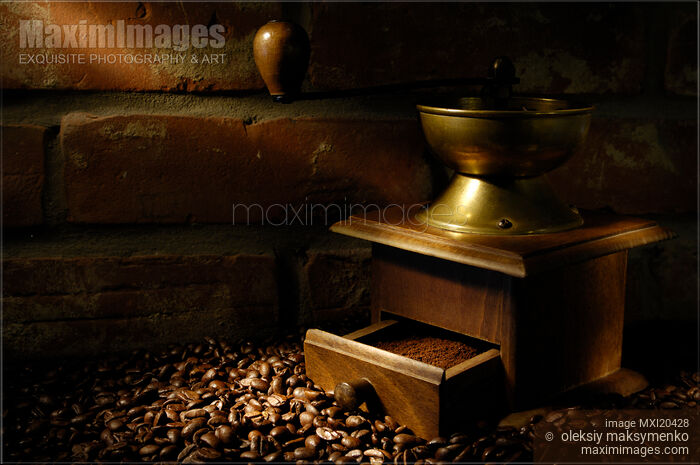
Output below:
[305,209,673,438]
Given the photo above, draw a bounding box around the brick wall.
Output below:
[2,2,697,359]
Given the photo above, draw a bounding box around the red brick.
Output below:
[3,284,236,323]
[665,5,697,97]
[548,118,696,214]
[302,248,371,321]
[4,305,277,360]
[2,124,46,226]
[309,4,645,94]
[2,254,276,302]
[2,252,279,358]
[1,2,280,91]
[61,113,431,224]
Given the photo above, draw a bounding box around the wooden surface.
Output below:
[372,244,510,343]
[331,207,674,277]
[304,322,503,438]
[370,247,629,409]
[502,251,628,407]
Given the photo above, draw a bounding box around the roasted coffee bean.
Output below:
[342,436,362,449]
[317,426,341,441]
[269,425,289,439]
[299,411,315,426]
[264,450,283,462]
[336,456,357,464]
[449,433,469,445]
[200,431,220,449]
[193,446,222,460]
[166,428,181,444]
[181,417,207,438]
[251,379,270,392]
[365,447,388,458]
[258,362,272,378]
[453,444,473,462]
[105,418,124,431]
[270,377,285,395]
[294,446,316,460]
[6,334,695,465]
[313,415,329,428]
[182,408,207,419]
[346,415,367,428]
[394,433,419,446]
[434,447,454,461]
[139,443,159,456]
[215,425,234,445]
[305,434,323,449]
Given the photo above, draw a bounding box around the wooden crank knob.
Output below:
[334,379,374,410]
[489,56,517,83]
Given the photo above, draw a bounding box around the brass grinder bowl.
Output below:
[416,97,593,235]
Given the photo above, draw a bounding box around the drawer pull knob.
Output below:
[334,379,375,410]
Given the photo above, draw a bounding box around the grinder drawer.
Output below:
[304,320,504,439]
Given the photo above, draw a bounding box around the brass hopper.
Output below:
[416,88,593,235]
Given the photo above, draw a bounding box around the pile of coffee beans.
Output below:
[626,372,700,409]
[3,335,698,463]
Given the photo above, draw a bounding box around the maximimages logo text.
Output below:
[18,20,227,65]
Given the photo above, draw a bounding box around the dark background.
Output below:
[2,2,697,373]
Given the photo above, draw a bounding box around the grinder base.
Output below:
[416,174,583,235]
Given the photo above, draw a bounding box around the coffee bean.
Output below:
[346,415,367,428]
[251,379,270,392]
[214,424,233,445]
[139,443,159,456]
[453,444,473,462]
[299,411,315,426]
[270,377,285,395]
[364,447,387,458]
[200,431,220,449]
[342,436,362,449]
[293,387,320,401]
[294,446,315,459]
[269,425,289,439]
[336,457,357,464]
[181,418,207,438]
[264,450,283,462]
[434,447,454,460]
[8,333,694,465]
[427,437,446,449]
[166,428,181,444]
[258,362,272,378]
[106,419,124,431]
[160,444,178,459]
[317,426,341,441]
[394,433,419,446]
[193,446,222,460]
[306,434,323,449]
[182,408,207,419]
